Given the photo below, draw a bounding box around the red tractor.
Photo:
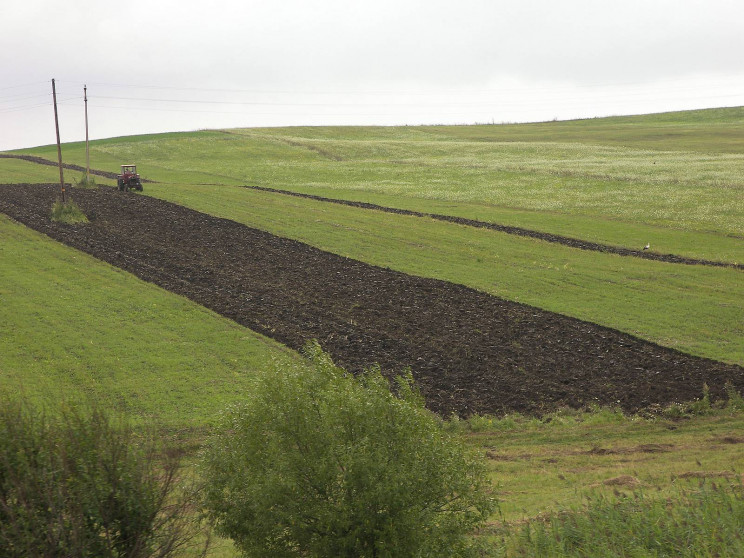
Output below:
[117,164,143,191]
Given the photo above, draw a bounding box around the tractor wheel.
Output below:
[118,179,124,191]
[135,181,143,192]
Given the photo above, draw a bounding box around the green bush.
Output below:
[0,399,204,557]
[50,198,88,224]
[201,342,494,558]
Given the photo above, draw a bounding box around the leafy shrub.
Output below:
[0,399,204,557]
[201,342,494,558]
[50,198,88,224]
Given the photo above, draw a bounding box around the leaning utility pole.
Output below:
[84,84,90,181]
[51,78,65,202]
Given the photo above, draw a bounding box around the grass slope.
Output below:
[424,106,744,153]
[0,157,70,184]
[467,409,744,522]
[0,213,298,428]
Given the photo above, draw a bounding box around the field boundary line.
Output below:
[243,185,743,270]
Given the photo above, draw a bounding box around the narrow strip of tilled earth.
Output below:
[2,184,742,417]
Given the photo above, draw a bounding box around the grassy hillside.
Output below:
[0,157,68,183]
[425,106,744,153]
[7,108,743,253]
[469,407,744,522]
[0,213,298,428]
[2,108,742,364]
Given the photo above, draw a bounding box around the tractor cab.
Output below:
[117,164,143,191]
[121,164,137,177]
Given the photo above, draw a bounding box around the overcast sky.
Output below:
[2,0,743,151]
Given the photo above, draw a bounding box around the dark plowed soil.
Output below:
[246,185,743,270]
[2,183,742,417]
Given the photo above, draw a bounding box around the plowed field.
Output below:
[2,183,742,416]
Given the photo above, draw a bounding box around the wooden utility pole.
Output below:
[84,84,90,181]
[51,78,65,202]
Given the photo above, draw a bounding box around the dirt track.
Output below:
[2,183,742,417]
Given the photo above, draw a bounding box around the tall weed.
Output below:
[502,481,744,557]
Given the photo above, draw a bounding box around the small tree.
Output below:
[201,343,494,558]
[0,399,205,557]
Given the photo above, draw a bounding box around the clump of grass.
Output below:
[446,405,629,434]
[73,172,97,189]
[500,480,744,557]
[662,387,713,419]
[51,198,88,224]
[443,412,541,434]
[659,383,744,419]
[726,381,744,412]
[449,384,744,434]
[545,404,628,426]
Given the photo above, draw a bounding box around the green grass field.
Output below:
[0,157,68,183]
[9,107,744,255]
[2,107,743,556]
[0,213,298,429]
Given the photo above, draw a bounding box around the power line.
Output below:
[0,80,49,92]
[84,92,744,119]
[57,74,744,97]
[0,96,80,113]
[88,89,744,109]
[0,92,50,103]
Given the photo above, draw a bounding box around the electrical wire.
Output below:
[0,96,80,114]
[0,80,50,92]
[57,74,744,96]
[85,90,744,109]
[82,91,744,119]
